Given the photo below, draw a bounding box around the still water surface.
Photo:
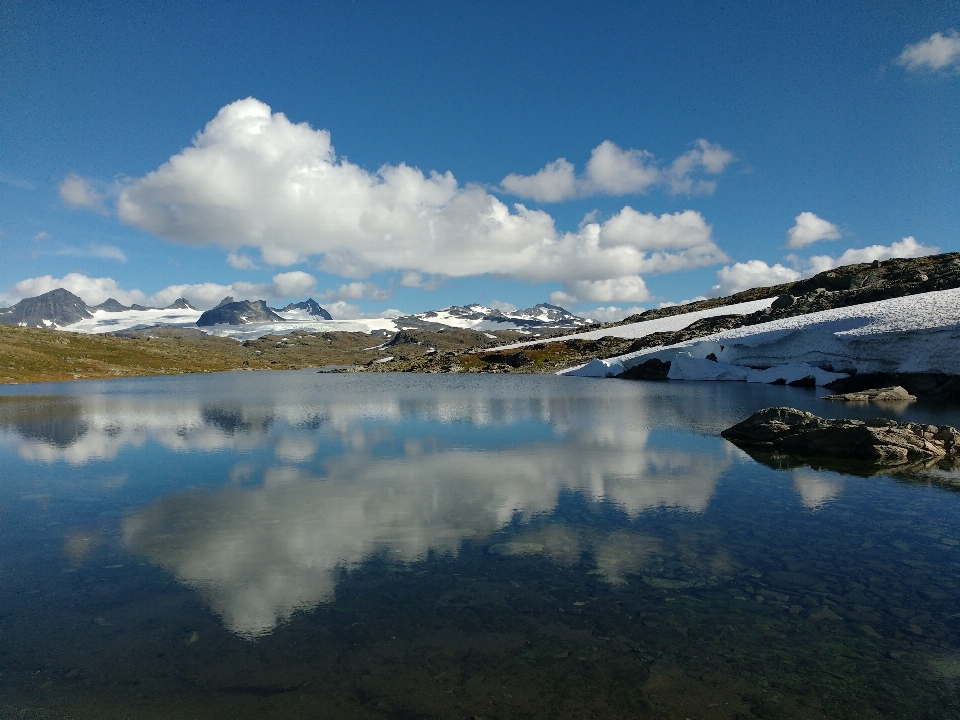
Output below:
[2,371,960,718]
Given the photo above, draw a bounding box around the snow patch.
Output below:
[564,288,960,383]
[494,297,776,351]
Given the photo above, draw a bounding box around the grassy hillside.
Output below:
[0,325,526,385]
[0,327,378,384]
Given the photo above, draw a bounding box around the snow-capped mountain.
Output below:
[274,298,333,321]
[393,303,592,332]
[197,298,286,326]
[0,288,586,338]
[0,289,93,327]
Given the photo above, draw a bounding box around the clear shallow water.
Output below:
[2,371,960,718]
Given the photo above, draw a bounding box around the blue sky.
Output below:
[1,1,957,320]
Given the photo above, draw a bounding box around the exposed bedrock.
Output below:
[824,372,960,399]
[821,386,916,402]
[722,407,960,473]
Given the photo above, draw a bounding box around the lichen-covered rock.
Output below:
[721,407,960,466]
[821,386,916,402]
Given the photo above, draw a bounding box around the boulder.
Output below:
[617,358,671,380]
[821,386,916,403]
[721,407,960,468]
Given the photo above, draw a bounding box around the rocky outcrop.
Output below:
[721,407,960,469]
[196,299,286,326]
[822,386,916,402]
[93,298,130,312]
[613,252,960,331]
[276,298,332,320]
[617,358,671,380]
[0,288,93,327]
[824,372,960,400]
[163,298,196,310]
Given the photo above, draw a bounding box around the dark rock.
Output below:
[787,376,817,388]
[705,353,718,362]
[616,358,671,380]
[196,300,286,326]
[608,252,960,353]
[0,288,92,327]
[480,351,531,368]
[163,298,196,310]
[130,304,153,311]
[393,302,591,333]
[771,294,795,310]
[276,298,332,320]
[822,386,916,402]
[721,407,960,470]
[93,298,130,312]
[824,372,960,399]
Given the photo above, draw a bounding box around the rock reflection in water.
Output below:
[123,435,729,638]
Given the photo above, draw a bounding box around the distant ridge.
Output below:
[197,298,286,326]
[93,298,130,312]
[276,298,333,320]
[164,298,196,310]
[0,289,93,328]
[393,303,591,332]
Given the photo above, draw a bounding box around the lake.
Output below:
[2,370,960,718]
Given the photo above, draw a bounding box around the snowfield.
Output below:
[564,288,960,385]
[57,309,396,337]
[201,318,399,340]
[491,297,777,351]
[67,308,204,333]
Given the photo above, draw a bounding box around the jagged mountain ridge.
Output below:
[196,299,286,326]
[0,291,200,329]
[274,298,333,321]
[0,289,93,327]
[393,303,592,332]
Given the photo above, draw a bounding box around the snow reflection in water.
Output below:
[4,373,960,717]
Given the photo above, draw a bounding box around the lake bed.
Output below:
[2,371,960,718]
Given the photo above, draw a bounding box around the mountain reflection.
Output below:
[0,380,750,466]
[123,436,730,638]
[0,376,766,639]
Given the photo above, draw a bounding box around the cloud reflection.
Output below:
[123,436,729,638]
[792,469,843,510]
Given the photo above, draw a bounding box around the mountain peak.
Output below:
[0,288,92,328]
[277,298,333,320]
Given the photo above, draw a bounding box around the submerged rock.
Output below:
[721,407,960,468]
[822,386,916,403]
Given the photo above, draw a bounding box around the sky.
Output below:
[1,1,958,321]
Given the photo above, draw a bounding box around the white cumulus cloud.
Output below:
[12,273,148,307]
[786,212,842,249]
[579,306,647,322]
[319,281,392,302]
[897,30,960,73]
[227,252,259,270]
[51,244,127,262]
[583,141,661,196]
[502,139,736,202]
[805,236,937,274]
[664,139,738,195]
[487,300,518,313]
[320,300,401,320]
[500,158,578,203]
[115,99,726,287]
[59,173,108,214]
[550,275,652,305]
[711,261,801,297]
[9,271,319,310]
